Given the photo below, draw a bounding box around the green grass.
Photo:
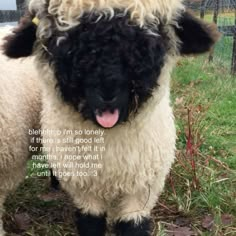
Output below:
[172,57,236,156]
[4,177,76,236]
[157,56,236,235]
[204,12,235,26]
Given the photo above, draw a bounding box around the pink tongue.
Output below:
[96,109,119,128]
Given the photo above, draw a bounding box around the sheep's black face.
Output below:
[4,12,220,127]
[42,13,167,128]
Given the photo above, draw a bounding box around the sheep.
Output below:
[3,0,220,235]
[0,26,41,236]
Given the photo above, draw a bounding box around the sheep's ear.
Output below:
[3,15,37,58]
[174,11,221,55]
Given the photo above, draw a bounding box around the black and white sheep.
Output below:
[3,0,220,235]
[0,27,41,236]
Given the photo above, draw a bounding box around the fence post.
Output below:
[209,0,219,62]
[231,8,236,75]
[16,0,25,11]
[200,0,206,19]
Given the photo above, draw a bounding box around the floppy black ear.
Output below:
[3,14,37,58]
[174,11,221,55]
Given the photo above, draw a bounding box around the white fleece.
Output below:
[36,54,177,223]
[0,28,41,236]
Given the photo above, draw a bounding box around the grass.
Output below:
[4,177,76,236]
[204,12,235,26]
[155,56,236,235]
[214,35,233,68]
[173,57,236,155]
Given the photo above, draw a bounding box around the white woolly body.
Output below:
[15,0,181,228]
[38,55,177,222]
[0,28,41,235]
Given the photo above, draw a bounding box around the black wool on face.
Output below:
[41,12,168,127]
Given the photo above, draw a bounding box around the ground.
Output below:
[155,56,236,236]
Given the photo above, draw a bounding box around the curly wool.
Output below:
[28,0,184,37]
[38,56,176,224]
[0,28,41,236]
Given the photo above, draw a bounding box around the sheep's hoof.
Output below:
[114,217,152,236]
[75,209,106,236]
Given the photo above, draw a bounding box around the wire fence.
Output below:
[0,0,25,23]
[186,0,236,75]
[0,10,24,23]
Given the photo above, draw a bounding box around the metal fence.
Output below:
[0,10,24,23]
[186,0,236,74]
[0,0,25,23]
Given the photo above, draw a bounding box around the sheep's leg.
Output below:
[113,190,159,236]
[75,210,106,236]
[114,217,152,236]
[73,194,107,236]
